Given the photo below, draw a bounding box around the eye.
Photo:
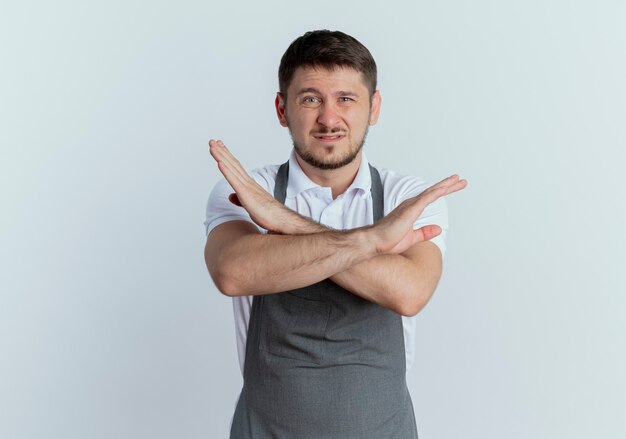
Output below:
[339,97,354,103]
[303,96,320,105]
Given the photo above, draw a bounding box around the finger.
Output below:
[390,186,446,224]
[411,224,442,244]
[419,224,442,241]
[208,139,226,162]
[228,193,242,207]
[426,174,468,197]
[444,178,468,196]
[211,142,272,211]
[216,159,249,197]
[420,175,467,200]
[210,140,256,190]
[414,186,448,208]
[214,141,260,190]
[210,140,240,182]
[406,179,467,221]
[426,174,460,192]
[209,139,237,165]
[209,139,236,167]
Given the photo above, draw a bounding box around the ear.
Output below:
[368,90,382,125]
[275,92,288,127]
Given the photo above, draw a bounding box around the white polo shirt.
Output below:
[204,148,449,375]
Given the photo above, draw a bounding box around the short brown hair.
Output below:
[278,30,377,97]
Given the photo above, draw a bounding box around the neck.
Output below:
[295,152,362,200]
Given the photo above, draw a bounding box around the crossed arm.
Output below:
[204,140,467,316]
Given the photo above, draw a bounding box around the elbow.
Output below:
[394,291,431,317]
[213,274,238,297]
[394,274,440,317]
[395,300,425,317]
[211,268,246,297]
[207,257,245,297]
[204,228,258,297]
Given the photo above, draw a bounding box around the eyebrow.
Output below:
[295,87,360,98]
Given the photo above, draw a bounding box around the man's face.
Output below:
[275,66,381,170]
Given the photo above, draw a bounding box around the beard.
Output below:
[291,126,370,170]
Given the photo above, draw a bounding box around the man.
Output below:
[204,30,467,438]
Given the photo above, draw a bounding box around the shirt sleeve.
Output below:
[203,172,271,377]
[203,177,260,237]
[392,176,449,259]
[393,175,450,373]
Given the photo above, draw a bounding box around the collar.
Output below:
[285,148,372,199]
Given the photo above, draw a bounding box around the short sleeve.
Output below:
[414,196,448,259]
[383,171,450,373]
[203,177,258,237]
[392,177,449,259]
[203,168,275,377]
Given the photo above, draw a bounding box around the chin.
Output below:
[306,151,360,170]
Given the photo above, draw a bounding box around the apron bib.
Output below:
[230,161,418,438]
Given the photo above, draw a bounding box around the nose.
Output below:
[317,102,341,128]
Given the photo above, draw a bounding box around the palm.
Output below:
[209,138,468,249]
[374,176,467,255]
[209,139,286,232]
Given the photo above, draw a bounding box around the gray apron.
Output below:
[230,161,419,439]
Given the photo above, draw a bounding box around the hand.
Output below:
[371,174,467,255]
[208,139,293,233]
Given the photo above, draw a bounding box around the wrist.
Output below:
[350,226,379,260]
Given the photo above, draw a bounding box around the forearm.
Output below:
[207,139,458,309]
[285,211,439,316]
[330,249,440,316]
[214,226,376,296]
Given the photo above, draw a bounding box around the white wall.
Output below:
[1,0,625,437]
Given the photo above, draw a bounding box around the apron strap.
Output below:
[369,163,384,223]
[274,160,289,203]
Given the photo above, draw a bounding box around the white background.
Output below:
[1,0,625,438]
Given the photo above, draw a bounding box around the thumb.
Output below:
[228,193,242,207]
[414,224,442,243]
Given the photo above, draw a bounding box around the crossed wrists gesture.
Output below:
[208,139,467,256]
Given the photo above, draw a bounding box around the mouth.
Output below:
[313,133,345,143]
